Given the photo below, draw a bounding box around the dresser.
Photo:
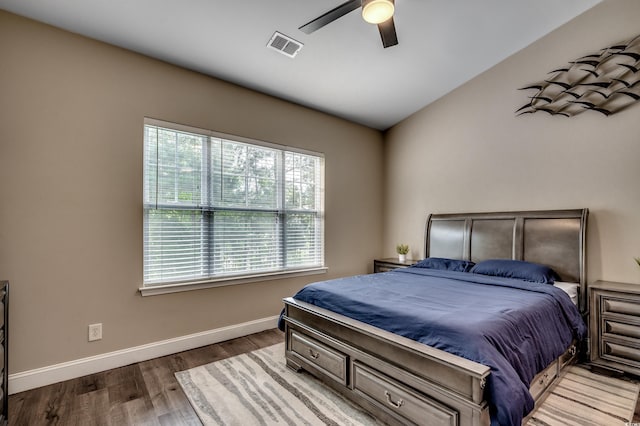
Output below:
[589,280,640,376]
[373,258,418,273]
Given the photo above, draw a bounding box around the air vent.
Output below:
[267,32,303,58]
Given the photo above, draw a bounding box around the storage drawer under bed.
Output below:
[528,360,558,400]
[289,330,348,385]
[352,361,459,426]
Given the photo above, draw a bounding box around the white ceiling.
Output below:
[1,0,601,130]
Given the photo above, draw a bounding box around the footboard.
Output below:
[283,297,492,426]
[283,297,579,426]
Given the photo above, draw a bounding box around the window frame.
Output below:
[140,118,327,296]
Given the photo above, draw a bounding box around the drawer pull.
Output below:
[308,349,320,359]
[538,373,549,385]
[384,391,404,409]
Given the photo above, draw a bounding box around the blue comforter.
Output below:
[284,268,586,426]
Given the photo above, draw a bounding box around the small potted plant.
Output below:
[396,244,409,263]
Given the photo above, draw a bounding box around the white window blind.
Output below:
[143,120,324,286]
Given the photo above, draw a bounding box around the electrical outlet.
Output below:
[88,323,102,342]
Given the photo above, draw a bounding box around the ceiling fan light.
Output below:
[362,0,394,24]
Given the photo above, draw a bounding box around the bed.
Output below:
[280,209,588,426]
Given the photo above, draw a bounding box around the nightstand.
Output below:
[589,280,640,376]
[373,258,418,273]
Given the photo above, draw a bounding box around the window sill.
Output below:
[138,267,328,297]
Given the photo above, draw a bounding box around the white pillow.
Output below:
[553,281,579,305]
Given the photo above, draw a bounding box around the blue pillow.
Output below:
[469,259,559,284]
[412,257,475,272]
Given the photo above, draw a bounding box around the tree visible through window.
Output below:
[143,120,324,286]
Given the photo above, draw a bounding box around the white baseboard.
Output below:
[8,315,280,394]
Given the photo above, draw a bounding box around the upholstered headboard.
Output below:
[425,209,588,311]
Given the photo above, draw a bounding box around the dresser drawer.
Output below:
[529,361,557,400]
[604,319,640,340]
[290,331,348,385]
[353,362,458,426]
[601,339,640,368]
[603,297,640,317]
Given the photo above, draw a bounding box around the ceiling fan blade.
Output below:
[299,0,362,34]
[378,17,398,48]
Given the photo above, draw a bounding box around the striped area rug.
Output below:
[526,365,639,426]
[176,343,639,426]
[175,343,381,425]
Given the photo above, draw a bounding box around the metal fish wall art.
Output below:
[517,34,640,117]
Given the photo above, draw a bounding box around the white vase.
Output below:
[398,254,406,263]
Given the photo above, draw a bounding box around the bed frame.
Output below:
[282,209,588,426]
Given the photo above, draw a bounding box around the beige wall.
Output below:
[0,11,384,373]
[384,0,640,285]
[4,0,639,376]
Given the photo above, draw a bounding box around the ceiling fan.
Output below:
[299,0,398,48]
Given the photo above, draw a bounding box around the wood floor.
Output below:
[8,328,640,425]
[8,329,284,425]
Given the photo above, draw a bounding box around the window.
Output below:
[143,119,324,288]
